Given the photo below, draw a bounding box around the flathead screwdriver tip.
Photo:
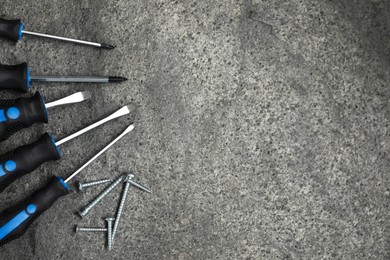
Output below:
[109,76,128,82]
[45,91,92,109]
[81,91,92,100]
[101,43,115,49]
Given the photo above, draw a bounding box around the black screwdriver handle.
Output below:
[0,18,22,42]
[0,92,48,142]
[0,63,30,92]
[0,133,61,193]
[0,175,69,246]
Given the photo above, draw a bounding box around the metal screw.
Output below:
[105,217,115,251]
[111,174,151,243]
[78,178,111,191]
[75,226,108,233]
[78,175,125,218]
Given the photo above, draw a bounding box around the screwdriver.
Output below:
[0,105,131,193]
[0,91,91,142]
[0,62,127,92]
[0,17,114,49]
[0,124,134,246]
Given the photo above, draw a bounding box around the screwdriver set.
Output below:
[0,15,149,251]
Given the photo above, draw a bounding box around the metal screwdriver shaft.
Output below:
[56,106,131,146]
[30,76,127,83]
[0,62,127,93]
[0,17,114,49]
[21,30,114,49]
[64,124,134,182]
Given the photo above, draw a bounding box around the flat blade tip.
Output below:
[122,105,131,113]
[81,91,92,100]
[125,124,135,133]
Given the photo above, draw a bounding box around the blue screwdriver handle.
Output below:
[0,92,48,141]
[0,176,69,246]
[0,63,31,92]
[0,133,61,193]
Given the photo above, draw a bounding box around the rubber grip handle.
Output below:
[0,63,30,92]
[0,176,69,246]
[0,92,48,142]
[0,18,22,42]
[0,133,61,193]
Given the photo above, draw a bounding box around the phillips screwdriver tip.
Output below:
[108,76,128,82]
[101,43,116,49]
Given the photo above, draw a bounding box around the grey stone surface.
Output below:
[0,0,389,259]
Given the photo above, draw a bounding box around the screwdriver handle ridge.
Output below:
[0,133,60,193]
[0,92,48,141]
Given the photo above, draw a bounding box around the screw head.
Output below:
[105,217,115,222]
[78,208,88,218]
[77,182,83,191]
[75,226,80,233]
[124,174,135,182]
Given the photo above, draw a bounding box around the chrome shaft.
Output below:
[31,76,109,83]
[22,30,112,48]
[56,106,130,147]
[64,124,134,183]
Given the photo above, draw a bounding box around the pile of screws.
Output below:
[75,173,151,250]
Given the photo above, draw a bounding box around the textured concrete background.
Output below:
[0,0,389,259]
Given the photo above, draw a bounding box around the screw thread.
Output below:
[107,221,113,251]
[83,178,111,188]
[112,181,131,242]
[77,227,107,232]
[78,175,124,218]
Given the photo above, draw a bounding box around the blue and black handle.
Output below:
[0,133,61,193]
[0,176,69,246]
[0,18,23,42]
[0,63,30,92]
[0,92,48,141]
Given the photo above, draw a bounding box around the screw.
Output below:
[78,178,111,191]
[75,226,108,233]
[105,217,115,251]
[78,175,125,218]
[111,173,151,243]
